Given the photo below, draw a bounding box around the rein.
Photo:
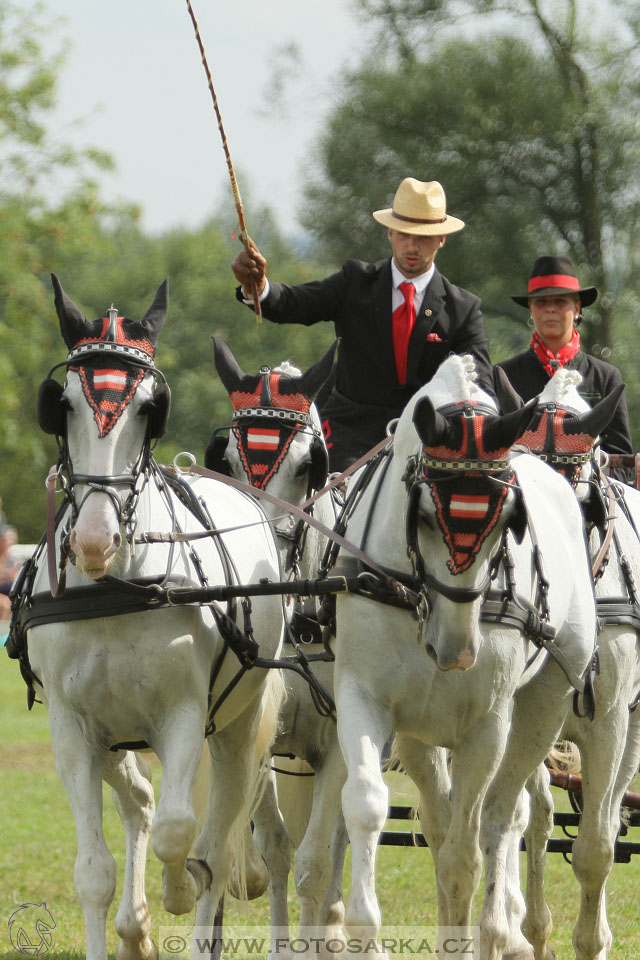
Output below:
[180,460,423,609]
[591,472,617,579]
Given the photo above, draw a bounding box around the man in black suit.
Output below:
[232,177,492,470]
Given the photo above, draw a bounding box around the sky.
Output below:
[46,0,364,238]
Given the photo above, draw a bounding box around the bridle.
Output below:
[44,344,171,586]
[214,366,329,540]
[402,401,517,606]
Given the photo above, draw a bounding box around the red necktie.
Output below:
[392,281,416,385]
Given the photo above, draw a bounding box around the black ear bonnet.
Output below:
[310,437,329,491]
[41,275,170,440]
[38,378,66,436]
[204,433,231,476]
[140,381,171,440]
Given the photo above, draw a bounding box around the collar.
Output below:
[530,329,580,378]
[390,259,435,301]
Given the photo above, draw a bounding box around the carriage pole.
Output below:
[184,0,262,320]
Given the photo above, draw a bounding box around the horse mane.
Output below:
[273,360,302,378]
[538,369,587,411]
[424,354,481,407]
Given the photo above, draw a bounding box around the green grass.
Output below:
[2,653,639,958]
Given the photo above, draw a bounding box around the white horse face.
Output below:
[414,466,517,670]
[395,356,534,671]
[65,368,155,578]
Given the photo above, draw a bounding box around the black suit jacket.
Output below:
[497,348,632,455]
[237,258,493,468]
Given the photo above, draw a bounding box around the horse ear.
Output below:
[481,399,539,453]
[51,273,91,349]
[140,279,169,346]
[298,340,339,401]
[493,366,524,414]
[37,378,65,435]
[212,337,247,395]
[561,382,626,440]
[413,397,450,446]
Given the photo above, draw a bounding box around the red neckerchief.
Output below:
[530,329,580,377]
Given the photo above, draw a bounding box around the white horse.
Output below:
[13,277,285,960]
[496,369,640,960]
[329,354,597,957]
[207,338,349,954]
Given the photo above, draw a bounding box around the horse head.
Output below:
[44,274,170,579]
[207,338,336,521]
[516,369,624,491]
[395,355,536,671]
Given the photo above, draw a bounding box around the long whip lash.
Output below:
[185,0,262,320]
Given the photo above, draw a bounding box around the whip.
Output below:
[185,0,262,320]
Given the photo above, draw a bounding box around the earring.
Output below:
[527,315,535,327]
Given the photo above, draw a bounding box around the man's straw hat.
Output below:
[372,178,465,236]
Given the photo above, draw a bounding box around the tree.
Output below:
[299,0,640,422]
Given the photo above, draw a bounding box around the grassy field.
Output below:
[1,649,639,959]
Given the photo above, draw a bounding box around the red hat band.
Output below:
[529,274,580,295]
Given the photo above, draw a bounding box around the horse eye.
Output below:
[295,460,311,478]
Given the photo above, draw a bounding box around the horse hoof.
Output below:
[186,857,213,896]
[502,949,535,960]
[115,937,158,960]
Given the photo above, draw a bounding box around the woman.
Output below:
[496,255,632,455]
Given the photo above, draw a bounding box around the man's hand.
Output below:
[231,237,267,297]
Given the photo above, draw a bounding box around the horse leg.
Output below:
[521,765,555,960]
[191,698,274,948]
[394,737,451,927]
[570,700,629,959]
[335,677,391,954]
[294,745,347,949]
[318,813,349,947]
[434,708,509,944]
[152,712,211,916]
[48,707,115,960]
[251,769,295,954]
[103,750,157,960]
[480,663,574,960]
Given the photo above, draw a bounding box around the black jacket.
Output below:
[496,348,632,455]
[237,258,493,469]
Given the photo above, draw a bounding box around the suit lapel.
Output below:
[406,269,448,384]
[371,260,397,380]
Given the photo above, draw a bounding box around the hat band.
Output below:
[529,274,580,294]
[392,209,447,225]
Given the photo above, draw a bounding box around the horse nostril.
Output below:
[425,643,438,663]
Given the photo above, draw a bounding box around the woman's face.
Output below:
[529,294,580,350]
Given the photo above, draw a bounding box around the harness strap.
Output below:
[299,435,394,510]
[183,462,422,609]
[597,599,640,630]
[46,466,67,598]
